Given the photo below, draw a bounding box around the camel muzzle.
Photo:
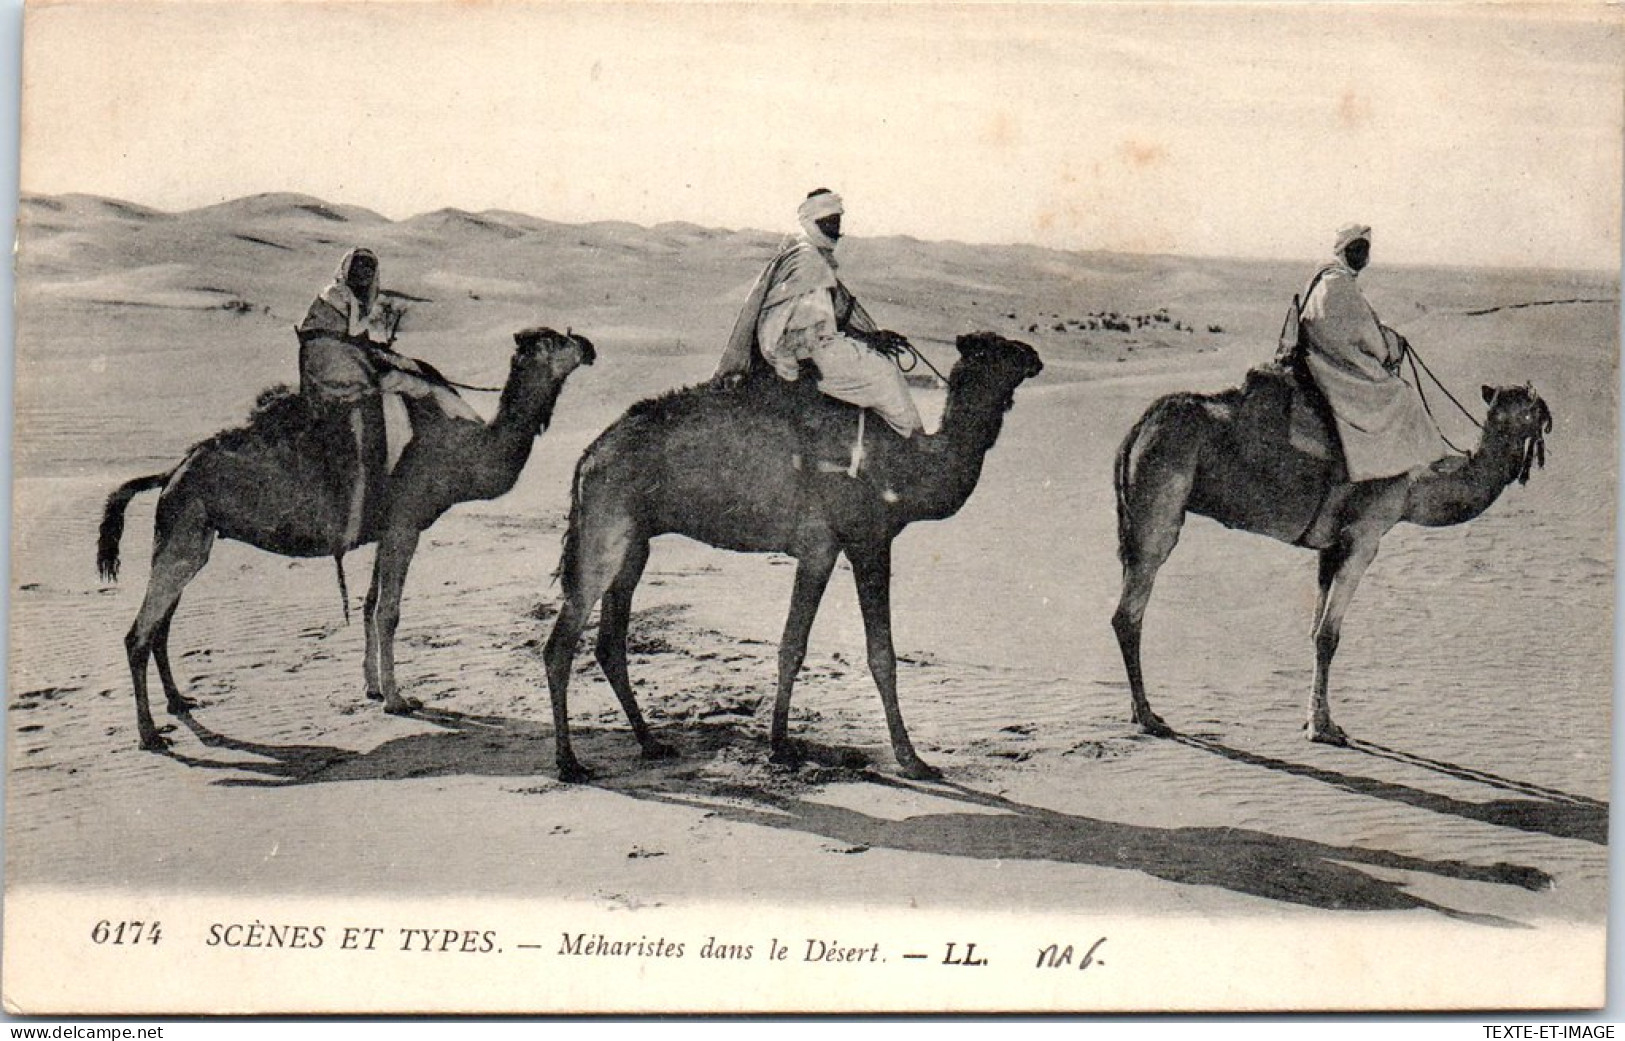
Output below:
[569,331,597,366]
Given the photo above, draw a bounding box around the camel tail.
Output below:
[1113,402,1161,570]
[333,555,351,625]
[552,456,587,594]
[97,472,171,582]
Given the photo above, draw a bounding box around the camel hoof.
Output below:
[898,759,942,782]
[139,731,172,752]
[1135,712,1173,738]
[365,689,383,702]
[557,760,594,784]
[383,697,423,717]
[1307,722,1349,746]
[836,748,871,770]
[167,694,197,716]
[640,740,679,762]
[768,743,803,770]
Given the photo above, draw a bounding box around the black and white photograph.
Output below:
[3,0,1618,1015]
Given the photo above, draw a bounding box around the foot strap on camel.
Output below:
[791,409,867,478]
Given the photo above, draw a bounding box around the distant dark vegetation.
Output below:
[1004,307,1223,338]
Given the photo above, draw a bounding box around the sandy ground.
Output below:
[2,197,1615,1010]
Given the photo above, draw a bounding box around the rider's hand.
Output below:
[1386,334,1410,375]
[867,329,910,359]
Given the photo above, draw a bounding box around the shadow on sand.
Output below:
[166,708,551,784]
[162,709,1563,923]
[1172,734,1607,846]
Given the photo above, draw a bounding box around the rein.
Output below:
[890,338,953,385]
[375,314,507,393]
[1404,342,1483,456]
[441,377,505,394]
[369,343,505,394]
[1406,344,1550,484]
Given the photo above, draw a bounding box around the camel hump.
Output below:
[621,375,894,485]
[245,384,313,440]
[198,383,351,460]
[731,374,904,476]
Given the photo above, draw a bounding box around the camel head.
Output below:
[512,326,596,381]
[952,332,1044,411]
[1480,383,1553,484]
[498,327,595,433]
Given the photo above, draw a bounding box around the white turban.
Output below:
[798,191,844,249]
[798,191,844,223]
[1334,223,1372,256]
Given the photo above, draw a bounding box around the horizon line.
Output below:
[17,188,1621,281]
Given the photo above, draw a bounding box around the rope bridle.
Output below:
[1404,343,1550,483]
[889,338,953,385]
[1404,341,1484,455]
[378,320,579,395]
[441,376,505,394]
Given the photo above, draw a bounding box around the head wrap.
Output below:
[1334,223,1371,257]
[320,247,380,318]
[797,190,844,250]
[798,191,844,223]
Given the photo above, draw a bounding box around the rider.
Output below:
[296,248,478,544]
[712,189,927,446]
[1298,224,1447,482]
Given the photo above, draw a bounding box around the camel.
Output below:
[1112,374,1553,744]
[542,331,1043,782]
[97,326,595,750]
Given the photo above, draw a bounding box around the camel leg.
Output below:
[767,541,839,768]
[595,539,674,761]
[370,528,424,716]
[544,512,637,783]
[362,555,384,702]
[125,511,214,750]
[1308,538,1379,745]
[1111,473,1191,737]
[151,607,195,715]
[849,541,939,781]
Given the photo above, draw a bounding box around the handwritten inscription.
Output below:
[1036,938,1107,971]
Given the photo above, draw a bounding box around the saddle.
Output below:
[1227,363,1351,548]
[234,386,390,549]
[1238,361,1342,469]
[727,365,898,491]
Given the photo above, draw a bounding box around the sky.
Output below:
[16,1,1624,269]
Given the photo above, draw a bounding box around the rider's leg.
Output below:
[378,369,480,422]
[343,408,367,547]
[808,337,924,437]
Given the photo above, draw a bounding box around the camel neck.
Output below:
[1404,422,1525,527]
[469,372,567,494]
[494,372,566,443]
[902,366,1012,520]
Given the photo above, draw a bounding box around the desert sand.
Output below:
[3,194,1614,1010]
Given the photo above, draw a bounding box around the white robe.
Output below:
[1300,262,1446,481]
[715,236,922,437]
